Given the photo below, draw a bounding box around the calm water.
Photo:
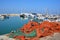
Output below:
[0,16,29,35]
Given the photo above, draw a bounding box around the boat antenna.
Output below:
[45,8,49,15]
[45,8,50,17]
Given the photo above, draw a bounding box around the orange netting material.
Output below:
[15,21,60,40]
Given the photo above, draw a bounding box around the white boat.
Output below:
[56,19,60,22]
[0,15,4,18]
[20,13,60,22]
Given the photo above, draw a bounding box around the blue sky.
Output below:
[0,0,60,14]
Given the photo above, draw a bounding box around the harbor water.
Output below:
[0,16,29,35]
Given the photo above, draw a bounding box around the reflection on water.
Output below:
[0,16,29,35]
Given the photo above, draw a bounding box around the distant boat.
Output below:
[0,15,4,19]
[0,15,9,21]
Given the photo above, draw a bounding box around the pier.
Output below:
[0,14,21,16]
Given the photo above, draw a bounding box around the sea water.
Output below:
[0,16,29,35]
